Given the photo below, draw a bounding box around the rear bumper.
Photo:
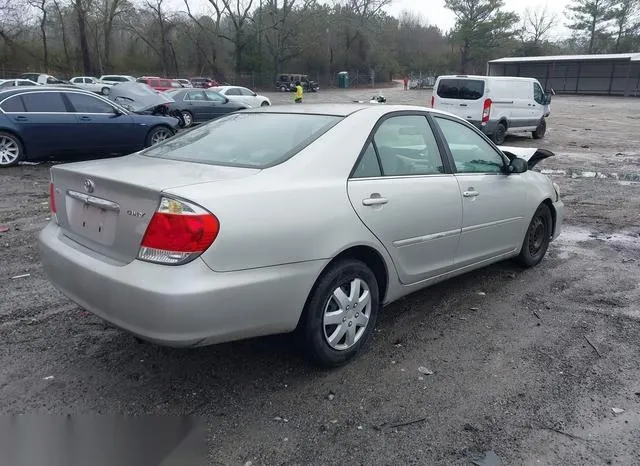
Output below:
[39,222,325,347]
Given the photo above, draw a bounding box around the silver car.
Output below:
[40,104,564,367]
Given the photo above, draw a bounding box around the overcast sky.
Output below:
[387,0,572,39]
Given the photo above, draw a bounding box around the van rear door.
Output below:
[433,78,486,124]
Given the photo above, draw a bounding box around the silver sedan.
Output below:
[40,104,564,367]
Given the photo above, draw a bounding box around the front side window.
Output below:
[21,92,67,112]
[370,115,444,176]
[533,82,545,105]
[240,88,254,96]
[66,93,114,113]
[185,91,205,101]
[143,113,342,168]
[434,117,505,174]
[1,96,26,112]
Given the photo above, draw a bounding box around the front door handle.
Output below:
[79,115,91,121]
[362,195,388,206]
[463,190,479,198]
[14,116,28,122]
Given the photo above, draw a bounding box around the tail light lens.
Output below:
[481,98,492,125]
[430,95,435,108]
[138,197,219,265]
[49,182,57,214]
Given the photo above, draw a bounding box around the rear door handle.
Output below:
[14,116,28,122]
[463,190,479,198]
[79,116,91,121]
[362,196,388,206]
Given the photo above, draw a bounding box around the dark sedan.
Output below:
[0,87,179,167]
[165,88,247,127]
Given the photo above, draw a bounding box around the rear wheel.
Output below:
[492,122,507,145]
[517,204,552,268]
[299,259,379,367]
[145,126,173,147]
[0,132,24,168]
[532,118,546,139]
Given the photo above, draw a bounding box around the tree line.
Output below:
[0,0,638,86]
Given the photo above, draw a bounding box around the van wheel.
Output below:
[492,123,507,145]
[298,259,380,367]
[533,119,546,139]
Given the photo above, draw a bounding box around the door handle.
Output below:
[79,116,91,121]
[463,190,479,198]
[362,195,388,206]
[14,116,28,122]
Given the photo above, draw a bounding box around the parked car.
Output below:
[136,77,179,92]
[164,88,246,127]
[39,104,563,367]
[0,79,39,88]
[0,87,179,167]
[190,77,218,88]
[175,79,193,88]
[20,73,67,85]
[431,75,552,145]
[69,76,112,95]
[275,73,319,92]
[211,85,270,108]
[108,82,186,127]
[99,75,137,85]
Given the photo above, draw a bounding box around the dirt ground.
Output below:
[1,89,639,465]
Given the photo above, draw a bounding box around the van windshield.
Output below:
[437,79,485,100]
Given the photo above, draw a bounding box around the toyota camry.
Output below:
[40,104,563,367]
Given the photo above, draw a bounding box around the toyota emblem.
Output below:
[83,179,95,193]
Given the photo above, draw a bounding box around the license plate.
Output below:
[66,196,118,246]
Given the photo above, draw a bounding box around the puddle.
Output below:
[551,226,640,260]
[538,168,640,185]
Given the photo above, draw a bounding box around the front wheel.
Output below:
[145,126,173,147]
[517,204,553,268]
[532,118,546,139]
[0,132,25,168]
[492,122,507,145]
[299,259,380,367]
[181,111,193,128]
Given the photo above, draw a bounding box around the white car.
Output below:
[99,75,137,85]
[69,76,112,95]
[0,79,39,89]
[211,86,270,108]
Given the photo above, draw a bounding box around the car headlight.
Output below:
[552,182,560,201]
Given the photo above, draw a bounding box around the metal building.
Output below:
[487,53,640,96]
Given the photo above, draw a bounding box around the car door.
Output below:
[347,114,462,285]
[64,91,134,155]
[182,90,208,122]
[431,115,529,267]
[239,87,259,107]
[204,90,233,119]
[11,91,80,156]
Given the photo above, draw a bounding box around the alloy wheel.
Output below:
[0,136,20,166]
[151,129,171,145]
[181,112,193,127]
[322,278,372,351]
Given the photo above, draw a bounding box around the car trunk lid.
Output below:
[51,155,259,264]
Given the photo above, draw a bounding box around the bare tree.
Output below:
[28,0,49,69]
[73,0,95,74]
[522,6,557,45]
[100,0,131,71]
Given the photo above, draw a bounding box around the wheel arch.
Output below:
[541,197,557,237]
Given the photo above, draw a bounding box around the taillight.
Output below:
[49,182,56,214]
[138,197,219,265]
[430,95,435,108]
[481,98,492,125]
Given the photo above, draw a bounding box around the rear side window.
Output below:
[66,93,114,113]
[21,92,67,112]
[437,79,485,100]
[1,96,26,112]
[143,113,342,168]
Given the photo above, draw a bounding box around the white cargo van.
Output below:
[430,75,552,145]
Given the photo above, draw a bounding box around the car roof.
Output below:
[242,103,457,118]
[0,86,100,98]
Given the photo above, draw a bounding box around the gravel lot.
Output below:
[1,88,639,465]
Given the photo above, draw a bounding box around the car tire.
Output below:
[145,126,174,147]
[101,87,110,96]
[517,203,553,268]
[0,131,25,168]
[299,259,380,367]
[492,122,507,145]
[181,111,194,128]
[280,86,287,92]
[260,101,270,107]
[532,118,546,139]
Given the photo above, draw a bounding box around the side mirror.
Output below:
[508,157,528,174]
[112,107,124,116]
[252,92,257,96]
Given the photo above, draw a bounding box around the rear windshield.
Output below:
[143,113,343,168]
[437,79,485,100]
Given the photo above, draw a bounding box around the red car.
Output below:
[190,77,219,88]
[136,77,181,92]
